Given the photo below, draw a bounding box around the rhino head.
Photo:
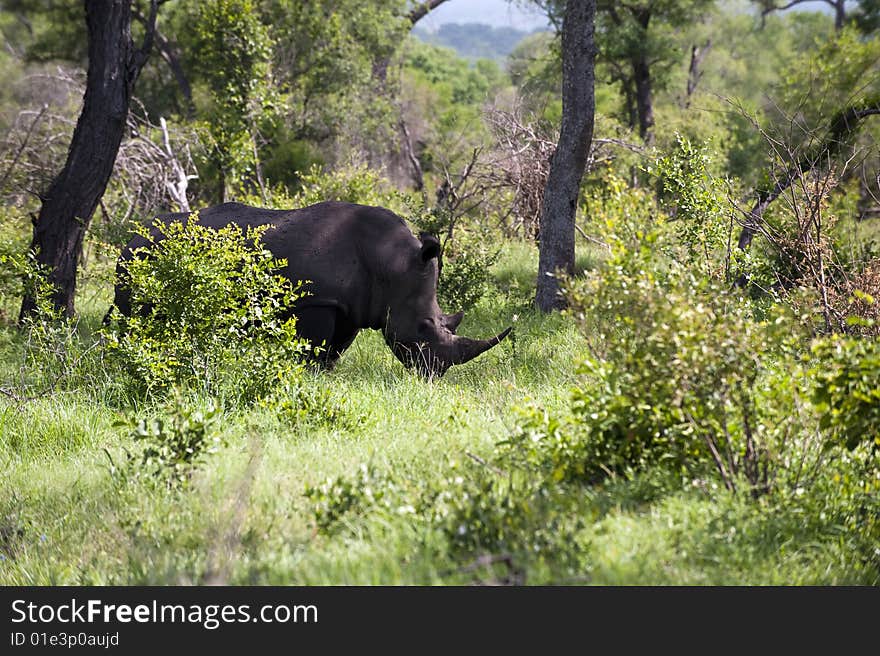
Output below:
[382,233,511,378]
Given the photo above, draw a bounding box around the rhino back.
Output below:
[116,200,420,329]
[261,201,421,328]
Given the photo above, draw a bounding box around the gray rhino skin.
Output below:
[112,200,511,377]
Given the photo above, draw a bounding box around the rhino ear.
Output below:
[419,233,441,262]
[443,310,464,333]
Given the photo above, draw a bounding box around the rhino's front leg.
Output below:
[295,306,337,365]
[295,306,358,368]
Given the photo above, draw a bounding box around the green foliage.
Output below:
[507,31,562,122]
[4,0,880,587]
[412,23,536,63]
[303,455,583,574]
[4,248,104,395]
[290,164,405,210]
[260,377,357,430]
[304,464,399,535]
[0,235,36,324]
[646,134,732,277]
[128,392,224,488]
[556,153,809,493]
[256,0,408,166]
[188,0,278,199]
[596,0,717,134]
[104,216,309,403]
[405,41,504,106]
[417,462,583,569]
[811,336,880,451]
[776,26,880,141]
[438,238,500,312]
[401,39,500,185]
[409,206,500,312]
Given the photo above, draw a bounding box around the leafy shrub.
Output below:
[261,377,359,429]
[810,336,880,451]
[1,249,107,396]
[645,134,733,279]
[437,237,500,312]
[416,461,583,568]
[128,392,223,487]
[549,159,811,495]
[0,212,32,323]
[565,267,798,495]
[788,442,880,580]
[290,163,407,210]
[104,216,309,403]
[304,464,400,535]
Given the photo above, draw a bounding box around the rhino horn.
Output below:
[442,310,464,333]
[450,326,512,366]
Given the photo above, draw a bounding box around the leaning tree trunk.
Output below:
[19,0,156,321]
[536,0,597,313]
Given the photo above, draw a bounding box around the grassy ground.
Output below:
[0,241,873,585]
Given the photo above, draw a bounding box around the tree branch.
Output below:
[408,0,449,25]
[757,0,847,30]
[133,5,193,114]
[130,0,158,77]
[399,116,424,192]
[737,97,880,252]
[0,103,48,191]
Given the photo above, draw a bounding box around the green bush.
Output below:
[2,249,108,396]
[104,216,309,403]
[260,377,358,429]
[645,134,733,279]
[127,392,224,488]
[0,212,31,323]
[290,163,407,210]
[811,336,880,451]
[302,456,584,577]
[416,461,583,568]
[304,464,400,535]
[437,238,500,312]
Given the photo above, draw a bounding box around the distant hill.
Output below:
[412,22,547,62]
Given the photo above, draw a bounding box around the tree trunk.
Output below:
[19,0,155,320]
[833,0,846,30]
[633,54,655,145]
[685,40,712,108]
[536,0,597,313]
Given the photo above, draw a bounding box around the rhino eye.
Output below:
[417,318,434,336]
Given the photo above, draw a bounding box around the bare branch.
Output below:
[737,96,880,252]
[0,104,48,192]
[133,6,193,114]
[130,0,159,76]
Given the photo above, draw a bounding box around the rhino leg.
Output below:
[295,306,358,367]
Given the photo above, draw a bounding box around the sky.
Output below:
[416,0,550,32]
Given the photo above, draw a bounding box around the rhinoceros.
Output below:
[111,200,511,377]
